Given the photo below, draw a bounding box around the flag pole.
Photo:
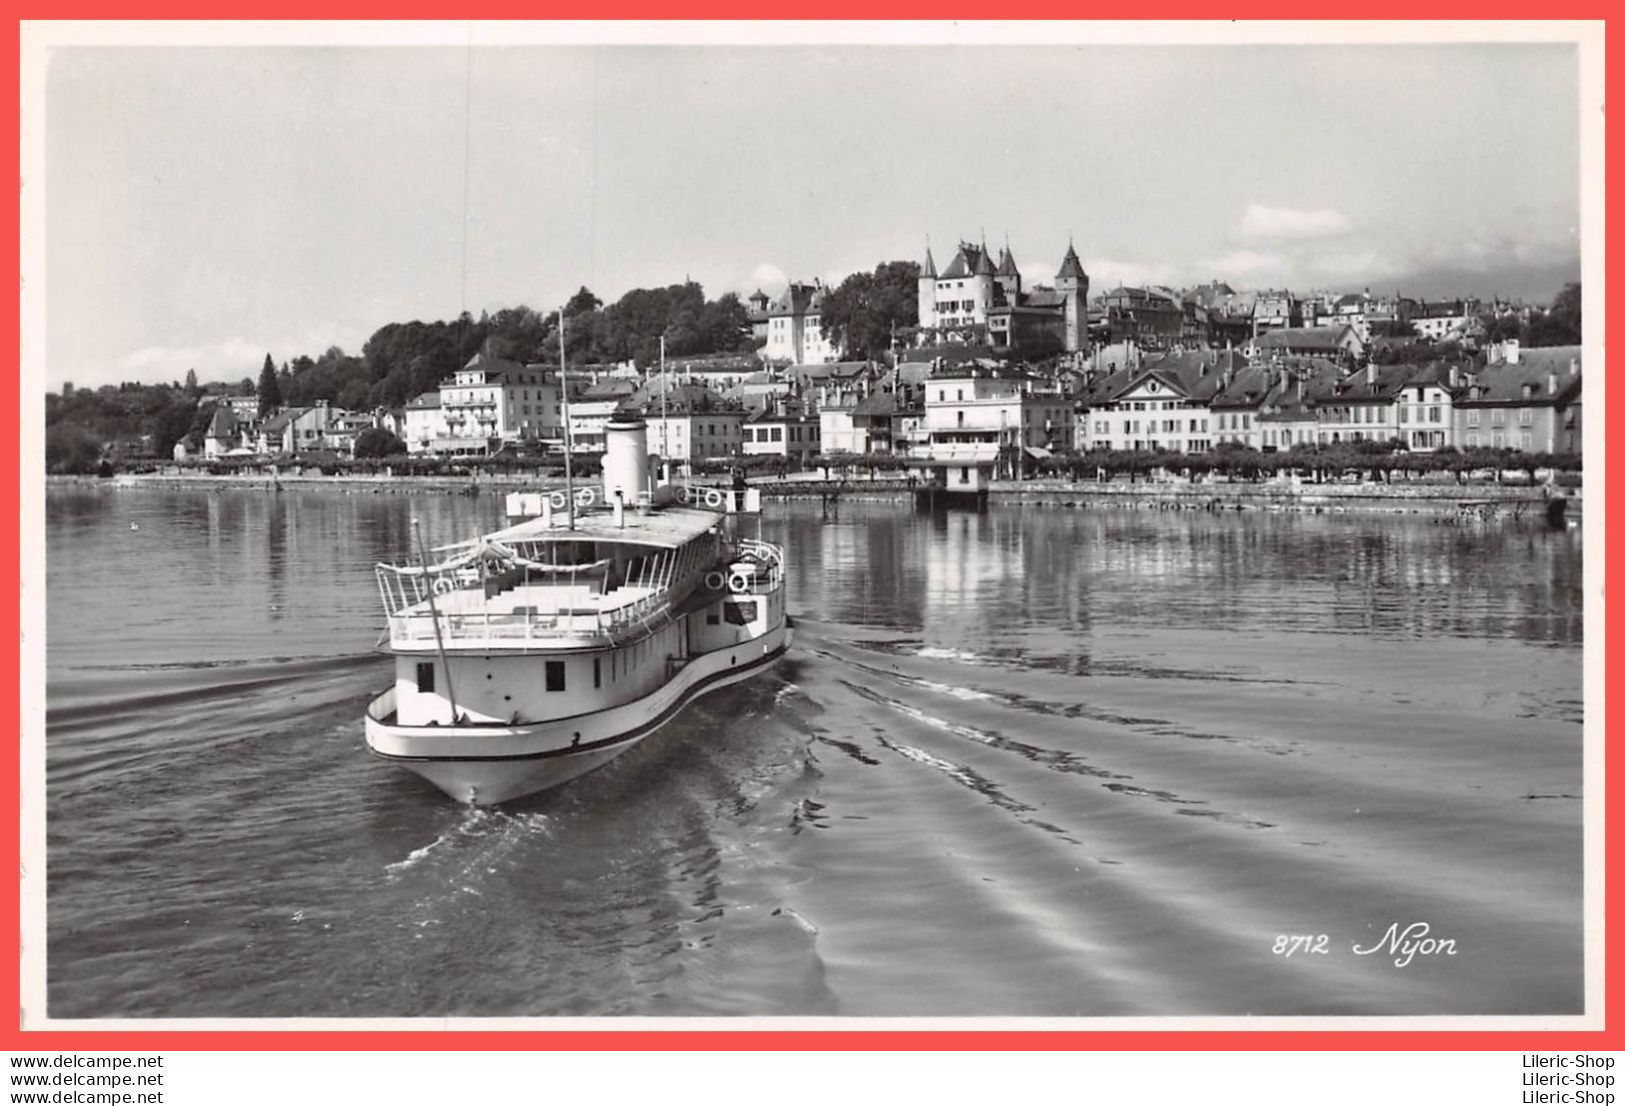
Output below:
[560,305,575,530]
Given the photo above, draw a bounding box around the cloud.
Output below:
[745,262,787,295]
[1202,250,1289,279]
[120,337,268,383]
[1410,228,1578,272]
[109,322,367,388]
[1306,250,1407,283]
[1237,203,1353,241]
[1083,257,1181,290]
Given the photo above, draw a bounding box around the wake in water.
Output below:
[42,492,1583,1018]
[765,618,1582,1016]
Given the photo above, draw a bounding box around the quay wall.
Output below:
[48,472,1577,516]
[985,479,1575,517]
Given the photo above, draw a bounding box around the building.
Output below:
[1253,357,1344,452]
[742,404,820,461]
[745,289,772,344]
[664,353,761,392]
[1208,363,1282,450]
[733,370,794,412]
[1391,362,1462,452]
[916,238,1088,353]
[840,366,929,456]
[788,360,876,404]
[1453,344,1581,453]
[1245,324,1365,364]
[817,391,868,455]
[436,351,562,450]
[1252,290,1300,334]
[764,281,839,366]
[202,406,244,458]
[223,395,261,421]
[920,367,1075,489]
[324,411,380,457]
[403,392,447,454]
[256,402,342,454]
[1412,299,1482,344]
[1078,351,1240,453]
[565,398,629,454]
[1313,362,1416,446]
[631,381,745,462]
[1094,286,1186,349]
[642,409,745,462]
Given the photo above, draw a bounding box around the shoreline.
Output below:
[47,471,1579,517]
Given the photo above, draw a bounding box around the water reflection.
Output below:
[47,487,1582,679]
[773,501,1583,648]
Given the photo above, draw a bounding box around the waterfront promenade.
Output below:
[49,469,1577,519]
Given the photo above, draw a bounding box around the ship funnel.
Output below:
[603,417,652,505]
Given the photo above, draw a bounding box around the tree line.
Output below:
[46,279,761,473]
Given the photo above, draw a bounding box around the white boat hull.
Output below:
[365,620,792,805]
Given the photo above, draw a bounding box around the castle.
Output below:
[916,238,1089,354]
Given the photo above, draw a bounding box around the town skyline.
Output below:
[36,30,1586,389]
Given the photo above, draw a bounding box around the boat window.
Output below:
[416,662,435,694]
[546,661,566,692]
[724,600,758,625]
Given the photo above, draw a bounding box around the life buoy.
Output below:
[433,577,454,596]
[704,571,725,591]
[547,490,567,509]
[574,487,596,508]
[676,485,691,504]
[704,488,723,508]
[727,572,750,593]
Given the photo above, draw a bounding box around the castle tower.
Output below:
[1055,241,1090,353]
[917,244,938,333]
[972,239,997,319]
[995,244,1021,305]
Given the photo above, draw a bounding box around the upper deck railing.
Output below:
[375,521,783,652]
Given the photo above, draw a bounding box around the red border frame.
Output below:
[7,16,1615,1052]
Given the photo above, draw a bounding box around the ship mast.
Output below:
[660,334,668,481]
[560,303,575,530]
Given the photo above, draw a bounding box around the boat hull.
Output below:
[365,620,792,805]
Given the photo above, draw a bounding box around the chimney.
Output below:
[1547,372,1557,396]
[1365,363,1376,386]
[1570,357,1580,377]
[1506,339,1521,365]
[1448,365,1459,389]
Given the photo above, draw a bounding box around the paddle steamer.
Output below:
[363,418,791,804]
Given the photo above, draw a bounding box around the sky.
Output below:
[38,33,1584,389]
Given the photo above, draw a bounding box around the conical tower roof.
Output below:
[922,245,937,279]
[973,244,996,277]
[1056,241,1087,281]
[996,245,1020,277]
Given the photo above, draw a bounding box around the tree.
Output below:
[183,368,199,394]
[563,286,602,318]
[818,260,921,361]
[1523,282,1581,347]
[151,395,199,460]
[45,423,103,474]
[353,427,406,458]
[257,354,282,417]
[1479,311,1523,344]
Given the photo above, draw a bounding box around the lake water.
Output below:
[41,486,1585,1018]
